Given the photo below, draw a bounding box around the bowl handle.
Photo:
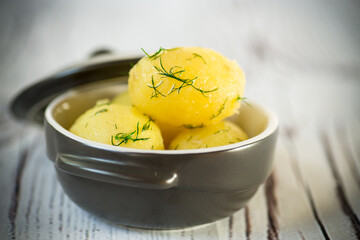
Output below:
[55,154,178,189]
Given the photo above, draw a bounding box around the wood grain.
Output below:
[0,0,359,239]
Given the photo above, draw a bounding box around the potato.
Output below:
[112,90,132,106]
[112,90,184,148]
[169,121,248,150]
[128,47,246,127]
[69,101,164,150]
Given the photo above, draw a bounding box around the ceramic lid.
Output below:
[10,50,141,124]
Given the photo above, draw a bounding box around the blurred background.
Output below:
[0,0,359,239]
[1,0,359,114]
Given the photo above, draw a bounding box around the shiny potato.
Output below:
[128,47,246,127]
[69,100,164,150]
[112,90,184,148]
[169,121,248,150]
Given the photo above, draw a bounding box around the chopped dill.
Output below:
[85,122,88,128]
[142,119,152,132]
[115,123,117,129]
[148,76,166,98]
[129,62,135,67]
[111,123,150,146]
[210,98,228,120]
[151,145,154,150]
[94,108,108,116]
[236,96,247,101]
[236,95,252,107]
[236,138,243,141]
[193,53,206,64]
[187,135,193,142]
[142,47,166,60]
[174,144,179,150]
[135,122,140,139]
[154,58,218,97]
[183,123,204,129]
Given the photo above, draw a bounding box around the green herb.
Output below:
[236,95,252,107]
[193,53,206,64]
[141,47,166,60]
[210,98,228,120]
[183,123,204,129]
[142,119,152,132]
[94,108,108,116]
[111,124,150,146]
[174,144,179,150]
[151,145,154,150]
[135,122,140,139]
[187,135,193,142]
[115,123,117,129]
[148,76,166,98]
[154,58,218,97]
[236,138,243,141]
[129,62,135,67]
[236,96,247,101]
[85,122,88,128]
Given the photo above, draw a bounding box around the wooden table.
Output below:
[1,0,359,239]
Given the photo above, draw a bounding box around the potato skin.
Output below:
[169,121,248,150]
[129,47,245,127]
[69,103,164,150]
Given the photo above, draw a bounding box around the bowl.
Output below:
[44,78,278,229]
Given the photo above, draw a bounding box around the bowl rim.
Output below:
[45,88,278,155]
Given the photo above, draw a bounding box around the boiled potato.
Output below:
[69,101,164,150]
[169,121,248,150]
[129,47,246,127]
[112,90,184,148]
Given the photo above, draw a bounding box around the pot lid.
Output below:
[10,49,141,124]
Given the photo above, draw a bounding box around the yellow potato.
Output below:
[112,91,184,148]
[128,47,246,127]
[69,101,164,150]
[169,121,248,150]
[112,90,132,106]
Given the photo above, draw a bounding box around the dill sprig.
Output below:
[192,53,206,64]
[94,108,108,116]
[111,123,150,146]
[236,95,252,107]
[141,119,152,131]
[236,96,247,101]
[148,76,166,98]
[154,58,218,97]
[183,123,204,129]
[210,98,228,120]
[142,47,166,60]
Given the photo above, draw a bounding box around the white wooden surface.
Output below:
[1,0,360,239]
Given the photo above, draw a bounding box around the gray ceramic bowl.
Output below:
[43,78,278,229]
